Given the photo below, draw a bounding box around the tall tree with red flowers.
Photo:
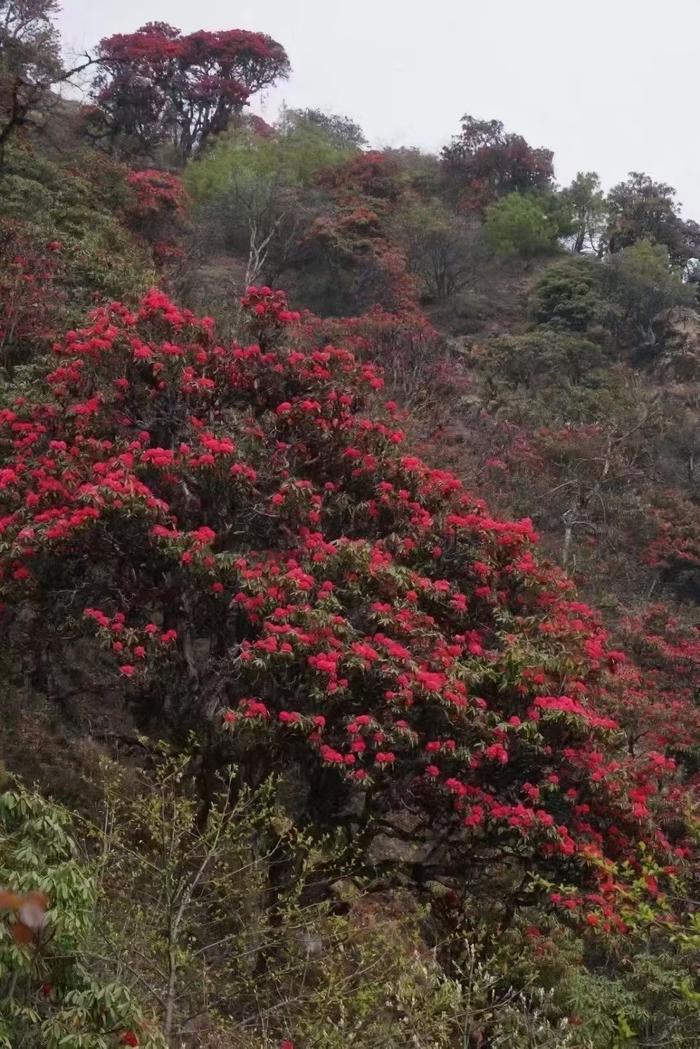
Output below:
[89,21,290,162]
[441,114,554,212]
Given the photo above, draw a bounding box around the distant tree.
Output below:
[89,22,290,162]
[392,197,485,300]
[441,114,554,211]
[562,171,607,254]
[280,106,366,150]
[185,119,350,285]
[484,191,568,260]
[384,146,442,197]
[0,0,63,156]
[604,239,693,345]
[605,172,700,265]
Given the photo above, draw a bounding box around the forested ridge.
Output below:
[0,5,698,1047]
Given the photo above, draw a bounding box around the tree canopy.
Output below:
[442,114,554,211]
[606,172,700,265]
[89,21,290,161]
[0,0,63,153]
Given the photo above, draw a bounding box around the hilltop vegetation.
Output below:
[0,4,698,1047]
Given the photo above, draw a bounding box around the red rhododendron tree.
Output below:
[442,114,554,212]
[90,22,290,161]
[0,286,694,929]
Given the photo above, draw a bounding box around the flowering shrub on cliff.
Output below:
[0,286,694,930]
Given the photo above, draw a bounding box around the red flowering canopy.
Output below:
[442,114,554,211]
[90,21,290,160]
[0,287,692,925]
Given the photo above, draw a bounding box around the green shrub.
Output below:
[0,784,163,1049]
[529,257,606,332]
[482,330,605,387]
[91,750,579,1048]
[0,144,154,309]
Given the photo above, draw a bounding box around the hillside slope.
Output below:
[0,10,698,1048]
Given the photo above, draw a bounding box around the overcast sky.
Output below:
[57,0,700,216]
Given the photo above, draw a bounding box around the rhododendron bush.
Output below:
[0,286,695,930]
[123,170,188,267]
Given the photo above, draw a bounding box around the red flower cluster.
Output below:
[122,170,189,268]
[126,171,187,219]
[241,286,302,333]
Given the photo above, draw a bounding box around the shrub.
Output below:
[391,197,485,301]
[0,783,163,1048]
[0,146,154,368]
[529,257,607,333]
[603,239,693,345]
[646,491,700,602]
[0,750,578,1048]
[482,331,604,388]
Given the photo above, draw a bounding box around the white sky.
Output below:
[57,0,700,216]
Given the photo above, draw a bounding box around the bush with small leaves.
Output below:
[0,784,163,1049]
[529,257,607,333]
